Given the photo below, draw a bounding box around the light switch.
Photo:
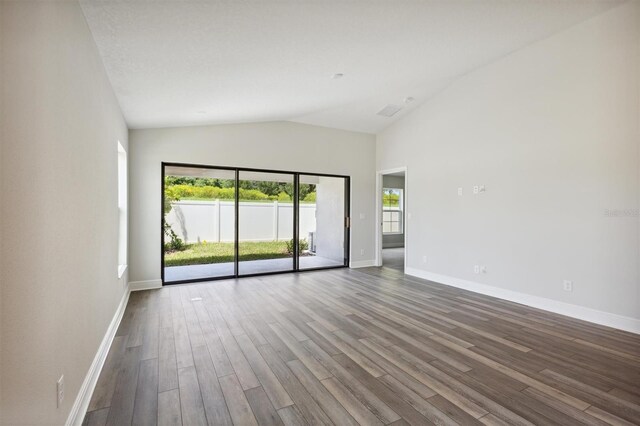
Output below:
[458,187,463,196]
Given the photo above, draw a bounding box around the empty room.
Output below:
[1,0,639,425]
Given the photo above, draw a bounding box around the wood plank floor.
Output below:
[84,266,640,426]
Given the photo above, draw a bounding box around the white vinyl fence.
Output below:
[166,200,317,243]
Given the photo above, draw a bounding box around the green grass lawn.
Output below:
[164,241,291,267]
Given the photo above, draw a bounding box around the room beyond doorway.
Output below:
[376,167,406,271]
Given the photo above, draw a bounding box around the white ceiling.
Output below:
[80,0,622,134]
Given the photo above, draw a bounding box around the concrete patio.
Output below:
[164,255,343,282]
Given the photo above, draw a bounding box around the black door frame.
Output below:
[161,161,351,285]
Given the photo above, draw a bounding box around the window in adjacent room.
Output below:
[117,141,127,278]
[382,188,403,234]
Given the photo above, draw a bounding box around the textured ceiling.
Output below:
[80,0,623,133]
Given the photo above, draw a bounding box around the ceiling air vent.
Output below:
[377,104,403,117]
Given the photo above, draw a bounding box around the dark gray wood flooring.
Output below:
[84,266,640,425]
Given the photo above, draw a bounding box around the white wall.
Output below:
[377,2,640,330]
[0,2,129,424]
[129,122,376,283]
[316,176,346,261]
[382,175,405,248]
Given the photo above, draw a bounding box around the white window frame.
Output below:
[382,188,403,235]
[117,141,128,278]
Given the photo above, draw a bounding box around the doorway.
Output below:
[376,167,407,271]
[162,162,350,284]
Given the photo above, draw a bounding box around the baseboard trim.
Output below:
[66,285,131,426]
[130,279,162,291]
[405,267,640,335]
[350,260,376,268]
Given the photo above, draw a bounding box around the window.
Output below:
[382,188,403,234]
[117,141,127,278]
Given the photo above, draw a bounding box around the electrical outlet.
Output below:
[360,249,365,256]
[563,280,573,292]
[480,266,487,273]
[57,375,64,408]
[457,187,463,196]
[474,265,480,274]
[473,186,479,194]
[422,255,427,264]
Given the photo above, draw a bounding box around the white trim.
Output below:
[376,167,408,269]
[66,286,131,426]
[405,267,640,335]
[130,279,163,291]
[350,260,377,268]
[117,264,128,279]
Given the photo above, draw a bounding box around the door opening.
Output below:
[376,167,407,272]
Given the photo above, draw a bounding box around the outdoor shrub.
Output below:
[286,238,309,254]
[163,181,186,251]
[164,226,186,252]
[167,185,273,201]
[165,182,315,203]
[164,187,181,214]
[239,189,270,201]
[277,191,291,201]
[166,176,314,201]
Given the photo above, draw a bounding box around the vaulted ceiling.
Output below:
[80,0,622,133]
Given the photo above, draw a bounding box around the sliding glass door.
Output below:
[162,163,350,284]
[298,175,348,270]
[238,171,295,275]
[162,165,236,282]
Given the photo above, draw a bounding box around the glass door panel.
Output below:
[163,165,236,283]
[238,171,295,275]
[298,175,348,270]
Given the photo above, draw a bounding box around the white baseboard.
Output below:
[405,267,640,335]
[66,285,131,426]
[350,260,377,268]
[130,279,162,291]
